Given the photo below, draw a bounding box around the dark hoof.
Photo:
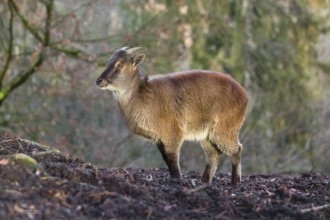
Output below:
[231,176,241,186]
[169,176,182,183]
[201,171,211,183]
[201,176,210,184]
[169,172,182,180]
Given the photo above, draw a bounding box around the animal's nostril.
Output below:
[96,77,109,87]
[96,77,102,85]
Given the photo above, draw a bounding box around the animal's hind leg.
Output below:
[230,142,243,186]
[200,140,222,183]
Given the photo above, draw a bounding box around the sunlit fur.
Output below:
[96,47,248,185]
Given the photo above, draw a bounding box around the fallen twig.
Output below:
[300,204,330,213]
[186,184,210,193]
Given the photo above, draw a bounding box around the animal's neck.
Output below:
[116,70,146,109]
[116,74,149,131]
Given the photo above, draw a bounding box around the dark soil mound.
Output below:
[0,132,329,219]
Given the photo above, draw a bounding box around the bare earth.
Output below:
[0,132,329,219]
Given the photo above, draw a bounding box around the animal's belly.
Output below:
[182,116,216,141]
[184,129,208,141]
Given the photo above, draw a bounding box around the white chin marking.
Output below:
[98,85,114,91]
[99,86,109,90]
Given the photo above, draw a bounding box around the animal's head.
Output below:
[96,47,145,92]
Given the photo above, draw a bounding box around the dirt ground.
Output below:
[0,132,329,220]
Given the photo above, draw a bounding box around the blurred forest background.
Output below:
[0,0,329,175]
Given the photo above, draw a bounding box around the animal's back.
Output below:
[146,70,248,140]
[149,70,247,115]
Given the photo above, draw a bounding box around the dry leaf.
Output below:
[0,159,9,165]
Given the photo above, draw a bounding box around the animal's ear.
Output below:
[133,54,145,67]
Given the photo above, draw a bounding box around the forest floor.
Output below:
[0,132,329,220]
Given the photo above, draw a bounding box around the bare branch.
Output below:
[43,0,54,47]
[52,0,98,28]
[301,204,330,213]
[0,1,15,87]
[186,184,210,194]
[9,0,43,42]
[7,53,43,96]
[52,44,84,57]
[0,53,43,106]
[71,34,122,43]
[0,0,55,106]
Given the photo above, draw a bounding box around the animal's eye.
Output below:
[116,63,124,70]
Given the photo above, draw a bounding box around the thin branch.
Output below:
[275,139,311,171]
[301,204,330,213]
[0,0,52,106]
[8,50,36,57]
[126,14,158,43]
[0,1,15,86]
[113,134,134,150]
[51,44,109,66]
[52,0,99,28]
[52,44,84,57]
[186,184,210,194]
[37,0,52,7]
[0,53,43,107]
[109,134,134,167]
[71,34,122,43]
[9,0,43,42]
[7,53,43,95]
[43,0,54,47]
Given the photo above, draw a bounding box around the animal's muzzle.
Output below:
[96,77,108,87]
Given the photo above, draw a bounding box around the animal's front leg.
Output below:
[157,141,182,179]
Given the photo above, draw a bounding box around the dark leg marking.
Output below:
[157,142,181,179]
[201,164,211,183]
[231,164,241,186]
